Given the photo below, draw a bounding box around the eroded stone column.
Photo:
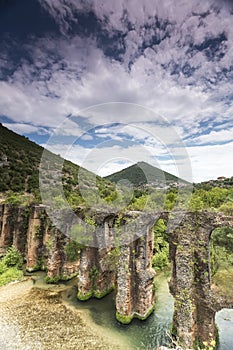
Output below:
[116,218,156,324]
[169,211,231,349]
[26,206,47,271]
[77,217,116,300]
[116,244,132,323]
[12,206,30,254]
[0,204,15,253]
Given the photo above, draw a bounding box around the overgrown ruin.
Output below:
[0,203,233,349]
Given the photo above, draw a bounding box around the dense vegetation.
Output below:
[211,226,233,298]
[3,123,232,215]
[152,219,169,271]
[0,123,115,206]
[0,124,232,281]
[0,246,23,286]
[105,161,188,187]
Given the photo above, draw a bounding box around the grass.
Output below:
[212,267,233,299]
[0,266,23,287]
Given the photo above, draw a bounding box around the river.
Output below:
[62,272,233,350]
[64,273,174,349]
[3,271,231,350]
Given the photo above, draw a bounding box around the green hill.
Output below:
[105,161,189,187]
[0,123,114,204]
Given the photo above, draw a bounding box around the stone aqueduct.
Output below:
[0,203,233,349]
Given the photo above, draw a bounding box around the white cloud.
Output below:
[186,141,233,182]
[2,123,49,135]
[1,0,233,181]
[191,128,233,144]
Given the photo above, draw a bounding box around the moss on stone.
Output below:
[94,285,114,299]
[60,272,78,281]
[77,291,93,301]
[115,311,133,324]
[135,304,155,321]
[116,304,155,325]
[44,275,60,284]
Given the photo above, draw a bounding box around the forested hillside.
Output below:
[0,124,114,205]
[105,161,189,187]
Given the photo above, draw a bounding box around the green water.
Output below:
[33,272,233,349]
[70,274,174,349]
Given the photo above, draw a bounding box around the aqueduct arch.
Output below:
[0,204,233,349]
[168,211,233,349]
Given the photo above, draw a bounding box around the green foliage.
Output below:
[210,227,233,275]
[212,267,233,299]
[52,195,67,209]
[70,223,92,246]
[0,246,24,286]
[152,219,169,270]
[77,291,93,301]
[218,201,233,215]
[94,285,115,299]
[3,246,23,268]
[0,267,23,287]
[85,216,96,227]
[105,161,186,187]
[0,124,43,195]
[44,275,60,284]
[128,194,148,211]
[192,187,231,210]
[115,311,133,324]
[0,260,7,274]
[152,248,169,270]
[164,190,178,210]
[65,241,82,262]
[89,265,99,282]
[188,195,204,212]
[0,124,116,208]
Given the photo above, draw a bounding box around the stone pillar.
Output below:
[169,222,196,348]
[169,211,223,349]
[116,244,132,323]
[77,246,116,300]
[12,206,30,254]
[46,229,65,282]
[77,247,97,300]
[77,216,117,300]
[116,220,156,324]
[134,226,156,319]
[26,206,46,271]
[0,204,15,253]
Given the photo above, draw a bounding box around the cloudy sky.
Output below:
[0,0,233,182]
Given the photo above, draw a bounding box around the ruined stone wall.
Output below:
[1,203,233,349]
[116,224,157,323]
[169,211,233,349]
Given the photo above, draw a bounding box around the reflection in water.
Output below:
[216,309,233,350]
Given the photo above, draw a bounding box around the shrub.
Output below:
[3,246,23,268]
[152,247,169,270]
[65,241,82,262]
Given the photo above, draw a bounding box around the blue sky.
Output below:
[0,0,233,182]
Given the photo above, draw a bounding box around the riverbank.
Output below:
[0,278,123,350]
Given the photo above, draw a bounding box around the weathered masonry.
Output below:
[0,204,233,349]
